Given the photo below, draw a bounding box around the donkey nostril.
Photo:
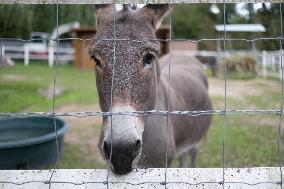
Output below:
[132,140,141,158]
[103,141,111,160]
[135,140,141,151]
[134,140,141,154]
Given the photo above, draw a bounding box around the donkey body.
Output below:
[89,4,212,175]
[140,53,212,168]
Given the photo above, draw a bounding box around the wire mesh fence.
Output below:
[0,1,283,189]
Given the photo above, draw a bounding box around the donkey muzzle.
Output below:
[102,105,144,174]
[103,140,141,175]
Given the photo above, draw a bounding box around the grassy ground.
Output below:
[1,62,283,168]
[0,62,98,112]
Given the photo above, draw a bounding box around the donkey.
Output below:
[89,4,212,175]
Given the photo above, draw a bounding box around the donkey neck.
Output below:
[154,70,169,111]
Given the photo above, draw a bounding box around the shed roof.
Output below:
[215,24,266,32]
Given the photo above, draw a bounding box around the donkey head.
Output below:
[89,4,171,175]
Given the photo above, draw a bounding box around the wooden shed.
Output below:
[72,25,170,69]
[72,28,97,69]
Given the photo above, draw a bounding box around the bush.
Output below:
[219,55,257,78]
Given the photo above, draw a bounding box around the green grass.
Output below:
[60,143,106,169]
[197,115,282,168]
[1,62,284,168]
[0,62,99,112]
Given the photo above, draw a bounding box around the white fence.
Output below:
[257,50,284,79]
[2,45,74,67]
[225,50,284,79]
[180,50,284,80]
[2,45,283,80]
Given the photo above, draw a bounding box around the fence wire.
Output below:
[48,3,60,189]
[1,36,284,43]
[222,1,227,188]
[277,3,283,188]
[106,3,117,189]
[0,2,284,189]
[165,3,173,189]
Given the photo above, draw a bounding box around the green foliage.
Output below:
[172,4,211,50]
[172,4,211,39]
[255,3,282,50]
[0,4,282,51]
[172,4,236,50]
[0,4,95,39]
[172,3,282,51]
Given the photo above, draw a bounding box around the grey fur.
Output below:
[89,4,212,175]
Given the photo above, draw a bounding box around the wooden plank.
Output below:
[0,167,282,189]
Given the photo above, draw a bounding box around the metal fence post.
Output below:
[272,53,276,72]
[262,50,267,78]
[1,46,4,64]
[24,45,29,66]
[279,49,283,80]
[48,46,54,67]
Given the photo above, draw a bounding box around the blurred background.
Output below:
[0,3,283,169]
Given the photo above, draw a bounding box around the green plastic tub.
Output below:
[0,116,68,169]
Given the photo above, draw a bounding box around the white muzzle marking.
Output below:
[103,105,144,168]
[103,105,144,145]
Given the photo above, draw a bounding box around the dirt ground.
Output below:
[208,78,280,99]
[1,74,26,81]
[56,104,105,165]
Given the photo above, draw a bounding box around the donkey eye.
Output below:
[90,55,102,68]
[143,53,155,68]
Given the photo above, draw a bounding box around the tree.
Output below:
[0,4,95,39]
[172,4,237,50]
[255,3,282,50]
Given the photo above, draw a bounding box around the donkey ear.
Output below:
[94,4,113,12]
[94,4,114,24]
[140,4,172,29]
